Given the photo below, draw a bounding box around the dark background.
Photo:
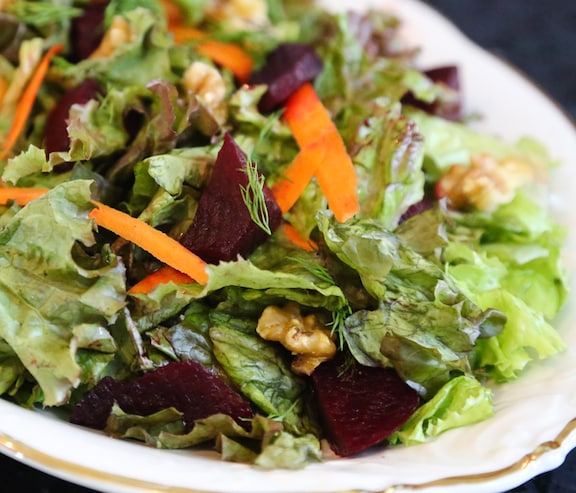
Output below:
[1,1,575,492]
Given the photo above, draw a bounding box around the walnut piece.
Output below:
[256,303,337,375]
[206,0,268,29]
[183,61,227,124]
[437,153,534,211]
[89,16,132,59]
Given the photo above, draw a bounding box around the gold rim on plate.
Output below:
[2,417,576,493]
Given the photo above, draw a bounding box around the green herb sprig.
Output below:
[240,158,272,235]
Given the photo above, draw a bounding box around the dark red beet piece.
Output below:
[311,355,420,457]
[68,1,109,62]
[44,78,103,155]
[398,191,436,223]
[402,65,462,121]
[179,133,282,264]
[249,43,324,113]
[70,360,254,431]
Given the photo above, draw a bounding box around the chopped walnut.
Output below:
[437,153,534,211]
[257,303,337,375]
[183,61,227,124]
[206,0,268,30]
[89,16,132,59]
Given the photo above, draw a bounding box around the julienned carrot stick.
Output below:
[196,40,253,83]
[169,25,253,83]
[271,142,326,214]
[283,83,334,147]
[0,187,48,206]
[282,83,359,222]
[160,0,182,26]
[168,24,204,42]
[1,43,63,158]
[128,265,194,294]
[0,76,8,107]
[279,223,317,252]
[0,187,209,285]
[89,202,209,284]
[313,130,360,223]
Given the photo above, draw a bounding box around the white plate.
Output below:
[2,1,576,492]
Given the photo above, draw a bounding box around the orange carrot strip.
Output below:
[283,83,359,222]
[1,43,63,158]
[128,265,194,294]
[280,223,317,252]
[196,40,253,83]
[169,25,253,83]
[0,76,8,107]
[313,129,360,222]
[0,187,208,284]
[169,24,204,42]
[283,83,335,147]
[0,187,49,206]
[271,142,326,214]
[89,202,209,284]
[160,0,182,27]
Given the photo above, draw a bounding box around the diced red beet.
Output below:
[311,354,420,457]
[70,360,254,431]
[249,43,324,113]
[44,78,103,155]
[179,133,282,264]
[68,1,109,62]
[402,65,462,121]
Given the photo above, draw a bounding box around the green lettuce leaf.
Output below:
[0,180,126,405]
[354,102,425,229]
[408,109,553,180]
[0,338,27,397]
[51,8,174,87]
[472,289,566,381]
[210,323,318,436]
[105,407,321,469]
[204,256,347,312]
[317,211,505,396]
[389,375,494,445]
[446,191,568,319]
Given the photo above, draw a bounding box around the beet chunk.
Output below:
[44,78,103,155]
[70,360,254,431]
[68,1,109,62]
[249,43,324,113]
[179,133,282,264]
[311,354,420,457]
[402,65,462,121]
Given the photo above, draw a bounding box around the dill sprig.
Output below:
[289,255,334,284]
[239,158,272,235]
[329,305,352,351]
[267,399,299,422]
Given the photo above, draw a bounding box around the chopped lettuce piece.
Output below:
[472,289,566,381]
[389,375,494,445]
[354,102,425,229]
[211,324,318,436]
[204,256,347,312]
[0,181,125,405]
[51,8,174,87]
[106,407,321,469]
[317,211,505,396]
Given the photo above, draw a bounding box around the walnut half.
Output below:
[437,153,534,211]
[256,303,337,375]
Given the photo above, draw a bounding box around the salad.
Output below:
[0,0,568,470]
